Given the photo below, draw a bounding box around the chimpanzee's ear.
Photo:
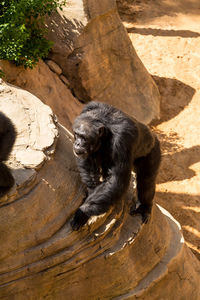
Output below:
[98,126,105,137]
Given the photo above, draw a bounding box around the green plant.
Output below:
[0,0,66,68]
[0,69,5,78]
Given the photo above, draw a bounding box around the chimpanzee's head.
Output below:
[72,116,105,159]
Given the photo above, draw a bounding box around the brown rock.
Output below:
[46,0,160,124]
[46,59,62,75]
[0,60,83,131]
[60,74,70,87]
[0,82,58,204]
[0,82,199,299]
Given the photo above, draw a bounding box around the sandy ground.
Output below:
[117,0,200,259]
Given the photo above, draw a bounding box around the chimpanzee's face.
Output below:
[73,120,104,159]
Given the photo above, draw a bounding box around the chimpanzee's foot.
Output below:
[130,204,151,224]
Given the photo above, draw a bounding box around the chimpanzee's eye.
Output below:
[80,135,87,142]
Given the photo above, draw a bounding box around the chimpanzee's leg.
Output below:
[132,137,161,222]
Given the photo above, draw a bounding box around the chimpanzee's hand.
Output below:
[71,208,89,231]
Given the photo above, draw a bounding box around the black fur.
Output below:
[0,112,16,196]
[71,101,161,230]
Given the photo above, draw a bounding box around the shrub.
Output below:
[0,0,66,68]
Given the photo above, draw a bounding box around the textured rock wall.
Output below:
[0,60,82,131]
[0,82,199,300]
[46,0,160,124]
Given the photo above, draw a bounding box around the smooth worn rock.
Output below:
[0,82,199,300]
[46,0,160,124]
[60,74,70,87]
[16,149,46,169]
[0,60,83,131]
[0,82,58,205]
[46,59,62,75]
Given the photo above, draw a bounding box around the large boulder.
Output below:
[46,0,160,124]
[0,82,199,299]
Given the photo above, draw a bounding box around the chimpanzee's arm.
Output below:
[71,157,132,230]
[82,162,131,214]
[76,157,101,190]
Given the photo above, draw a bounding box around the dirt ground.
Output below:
[117,0,200,259]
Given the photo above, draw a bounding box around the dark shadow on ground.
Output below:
[157,144,200,183]
[117,0,200,24]
[127,27,200,38]
[155,191,200,260]
[149,77,197,184]
[152,76,196,125]
[149,75,200,260]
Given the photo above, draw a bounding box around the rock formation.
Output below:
[46,0,160,124]
[45,0,159,123]
[0,60,82,131]
[0,82,199,300]
[0,0,160,126]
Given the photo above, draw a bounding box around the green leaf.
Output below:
[0,0,66,68]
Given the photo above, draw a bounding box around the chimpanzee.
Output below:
[71,101,161,230]
[0,112,16,196]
